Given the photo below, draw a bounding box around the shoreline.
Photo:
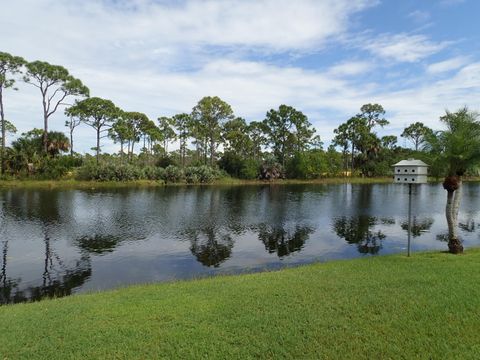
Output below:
[1,249,479,358]
[1,176,479,189]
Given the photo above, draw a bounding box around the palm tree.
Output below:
[46,131,70,157]
[426,108,480,253]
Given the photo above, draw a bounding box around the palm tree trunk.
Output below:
[445,180,463,254]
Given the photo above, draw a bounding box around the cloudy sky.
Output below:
[1,0,479,153]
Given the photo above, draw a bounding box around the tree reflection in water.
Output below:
[333,215,391,254]
[0,233,92,304]
[459,218,476,233]
[0,190,92,304]
[254,224,313,258]
[400,217,434,237]
[77,234,122,255]
[188,226,234,268]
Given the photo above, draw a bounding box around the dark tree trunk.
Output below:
[210,138,215,167]
[0,87,5,175]
[70,129,74,156]
[351,143,354,175]
[42,92,49,153]
[96,128,100,165]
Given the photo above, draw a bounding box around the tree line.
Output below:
[2,51,480,254]
[0,51,478,182]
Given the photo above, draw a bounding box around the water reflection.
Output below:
[332,216,392,254]
[0,183,479,304]
[188,226,234,268]
[77,235,122,255]
[400,217,434,238]
[459,218,476,233]
[254,224,313,258]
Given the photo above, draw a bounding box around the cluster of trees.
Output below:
[2,51,480,253]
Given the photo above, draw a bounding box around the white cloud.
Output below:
[0,0,478,154]
[364,33,449,62]
[408,10,431,23]
[426,56,469,74]
[328,61,373,76]
[1,0,377,65]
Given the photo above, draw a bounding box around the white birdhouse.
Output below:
[392,159,428,184]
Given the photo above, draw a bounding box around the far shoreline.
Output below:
[0,176,479,189]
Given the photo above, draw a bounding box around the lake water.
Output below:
[1,183,479,304]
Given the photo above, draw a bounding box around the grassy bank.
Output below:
[1,250,479,359]
[0,176,443,189]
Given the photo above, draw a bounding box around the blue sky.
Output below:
[1,0,479,152]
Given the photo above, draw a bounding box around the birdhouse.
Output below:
[392,159,428,184]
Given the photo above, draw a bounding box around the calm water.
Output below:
[0,183,479,304]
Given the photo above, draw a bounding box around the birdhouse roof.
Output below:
[392,159,429,167]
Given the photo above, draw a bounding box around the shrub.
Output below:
[164,165,184,183]
[219,152,243,178]
[185,166,221,183]
[259,158,284,180]
[239,159,259,179]
[36,157,73,180]
[76,162,144,181]
[219,152,259,179]
[142,166,166,181]
[286,151,327,179]
[156,156,176,168]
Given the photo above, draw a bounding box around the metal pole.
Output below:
[407,183,412,257]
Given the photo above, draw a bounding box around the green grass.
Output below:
[1,250,479,359]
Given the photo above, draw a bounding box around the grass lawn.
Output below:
[1,250,479,359]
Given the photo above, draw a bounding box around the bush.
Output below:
[156,156,176,168]
[142,166,166,181]
[185,165,220,183]
[219,152,244,178]
[164,165,184,183]
[259,158,284,180]
[239,159,259,179]
[76,162,145,181]
[36,156,80,180]
[219,152,259,179]
[286,151,327,179]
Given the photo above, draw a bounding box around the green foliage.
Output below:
[155,155,176,168]
[67,97,120,160]
[142,166,166,181]
[239,158,259,179]
[219,151,260,179]
[164,165,184,183]
[286,150,328,179]
[77,162,144,182]
[35,157,72,180]
[185,165,220,184]
[263,104,316,166]
[191,96,234,165]
[425,107,480,177]
[259,157,284,180]
[401,122,433,151]
[24,60,89,152]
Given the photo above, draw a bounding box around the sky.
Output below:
[1,0,479,153]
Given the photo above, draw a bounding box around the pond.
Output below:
[0,183,479,304]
